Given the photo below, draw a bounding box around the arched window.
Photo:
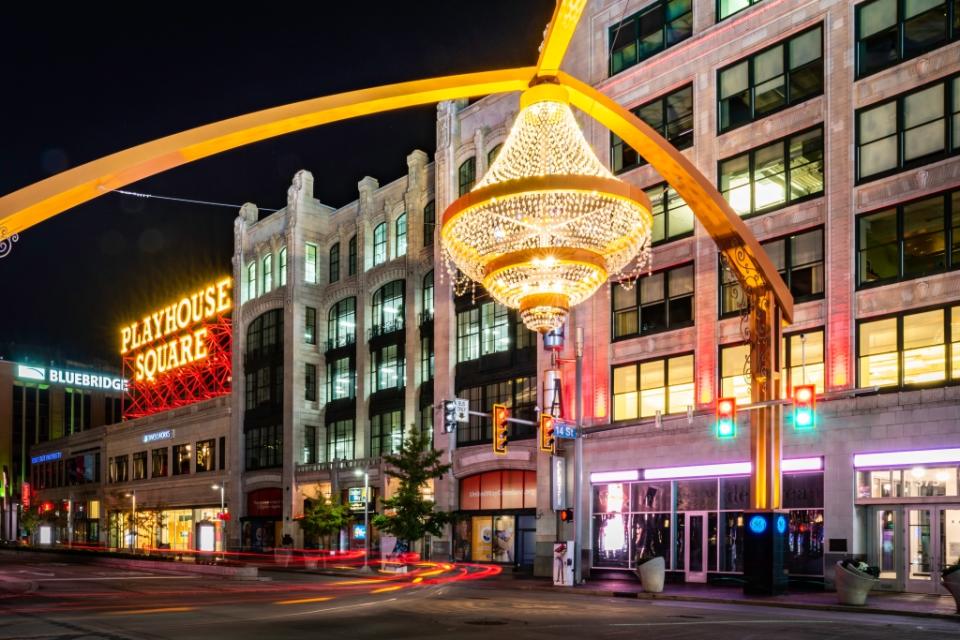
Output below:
[262,254,273,293]
[348,235,358,275]
[395,213,407,257]
[246,262,257,301]
[371,280,405,335]
[422,271,434,322]
[329,242,340,283]
[487,143,502,167]
[279,247,287,286]
[327,297,357,349]
[373,223,387,266]
[423,200,435,246]
[458,157,476,196]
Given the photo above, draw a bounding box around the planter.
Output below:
[636,556,665,593]
[942,569,960,613]
[834,561,878,606]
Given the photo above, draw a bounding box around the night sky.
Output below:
[0,2,555,369]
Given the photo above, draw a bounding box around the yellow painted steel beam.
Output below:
[536,0,588,76]
[0,67,536,237]
[558,72,794,322]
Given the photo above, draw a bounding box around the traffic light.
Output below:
[493,404,509,455]
[793,385,816,430]
[559,508,573,522]
[443,400,457,433]
[539,414,555,454]
[716,397,736,439]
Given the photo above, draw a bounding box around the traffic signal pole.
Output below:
[574,327,584,586]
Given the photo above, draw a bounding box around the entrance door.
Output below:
[684,511,709,583]
[905,507,936,593]
[939,508,960,596]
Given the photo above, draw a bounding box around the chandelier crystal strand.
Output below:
[440,82,653,333]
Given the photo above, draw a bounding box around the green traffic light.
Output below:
[794,408,815,430]
[717,418,736,439]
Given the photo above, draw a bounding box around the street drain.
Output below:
[465,620,509,626]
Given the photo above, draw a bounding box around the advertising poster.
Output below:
[553,540,574,586]
[492,515,515,563]
[471,517,493,562]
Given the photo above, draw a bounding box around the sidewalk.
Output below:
[490,574,960,621]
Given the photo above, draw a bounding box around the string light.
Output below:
[440,83,652,333]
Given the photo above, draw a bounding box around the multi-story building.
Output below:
[0,357,124,540]
[435,0,960,593]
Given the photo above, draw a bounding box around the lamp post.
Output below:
[212,484,225,556]
[124,491,136,552]
[354,468,371,572]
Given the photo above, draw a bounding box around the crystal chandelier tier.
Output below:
[440,82,653,333]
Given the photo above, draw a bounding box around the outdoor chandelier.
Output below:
[440,82,653,333]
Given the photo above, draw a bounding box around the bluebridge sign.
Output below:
[16,364,127,392]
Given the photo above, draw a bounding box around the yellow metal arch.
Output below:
[0,68,535,237]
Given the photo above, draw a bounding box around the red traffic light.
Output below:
[794,385,814,403]
[539,414,556,454]
[493,403,509,455]
[717,398,735,415]
[559,508,573,522]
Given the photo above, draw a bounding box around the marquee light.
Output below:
[121,278,232,382]
[589,470,640,483]
[853,448,960,468]
[643,457,822,480]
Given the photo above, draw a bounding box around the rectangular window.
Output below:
[857,75,959,182]
[115,454,129,483]
[612,263,694,340]
[303,425,317,465]
[305,306,317,345]
[458,158,476,196]
[423,200,435,246]
[132,451,147,481]
[857,189,958,287]
[327,356,355,401]
[151,447,168,478]
[371,410,404,457]
[305,363,318,401]
[608,0,693,76]
[245,424,283,470]
[644,183,695,244]
[858,306,954,388]
[305,242,318,284]
[196,439,215,473]
[279,247,287,286]
[173,445,191,476]
[396,214,407,257]
[420,335,434,383]
[373,223,387,266]
[720,126,824,217]
[718,25,823,132]
[326,419,355,461]
[612,354,695,421]
[612,85,693,173]
[720,344,752,405]
[856,0,959,78]
[372,344,404,391]
[721,227,825,315]
[348,235,358,276]
[457,308,481,362]
[782,329,825,396]
[219,436,225,471]
[718,0,763,21]
[481,302,510,355]
[329,243,340,283]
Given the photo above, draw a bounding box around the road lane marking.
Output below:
[336,578,389,585]
[274,596,334,605]
[371,585,403,593]
[264,598,396,620]
[107,606,195,615]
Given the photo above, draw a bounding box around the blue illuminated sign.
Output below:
[776,515,787,534]
[31,451,62,465]
[353,524,366,540]
[554,419,577,439]
[748,514,767,534]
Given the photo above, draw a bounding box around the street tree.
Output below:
[372,429,451,560]
[299,490,351,555]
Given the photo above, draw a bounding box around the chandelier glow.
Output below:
[440,83,653,333]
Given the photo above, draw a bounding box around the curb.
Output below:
[492,581,960,622]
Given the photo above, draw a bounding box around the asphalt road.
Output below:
[1,558,959,639]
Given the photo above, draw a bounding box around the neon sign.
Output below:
[31,452,61,464]
[143,429,175,444]
[122,278,233,419]
[17,364,126,391]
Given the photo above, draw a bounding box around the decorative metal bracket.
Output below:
[0,227,18,258]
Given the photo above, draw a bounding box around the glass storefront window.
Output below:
[594,513,630,568]
[858,466,959,498]
[631,482,672,512]
[787,509,824,575]
[632,513,671,568]
[677,479,719,511]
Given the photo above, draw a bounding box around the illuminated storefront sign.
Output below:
[143,429,175,444]
[17,364,126,391]
[30,451,62,464]
[121,278,233,419]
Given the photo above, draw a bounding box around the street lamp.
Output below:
[212,484,225,557]
[124,491,136,551]
[354,468,372,573]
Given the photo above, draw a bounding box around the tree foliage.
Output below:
[299,490,351,549]
[372,429,451,548]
